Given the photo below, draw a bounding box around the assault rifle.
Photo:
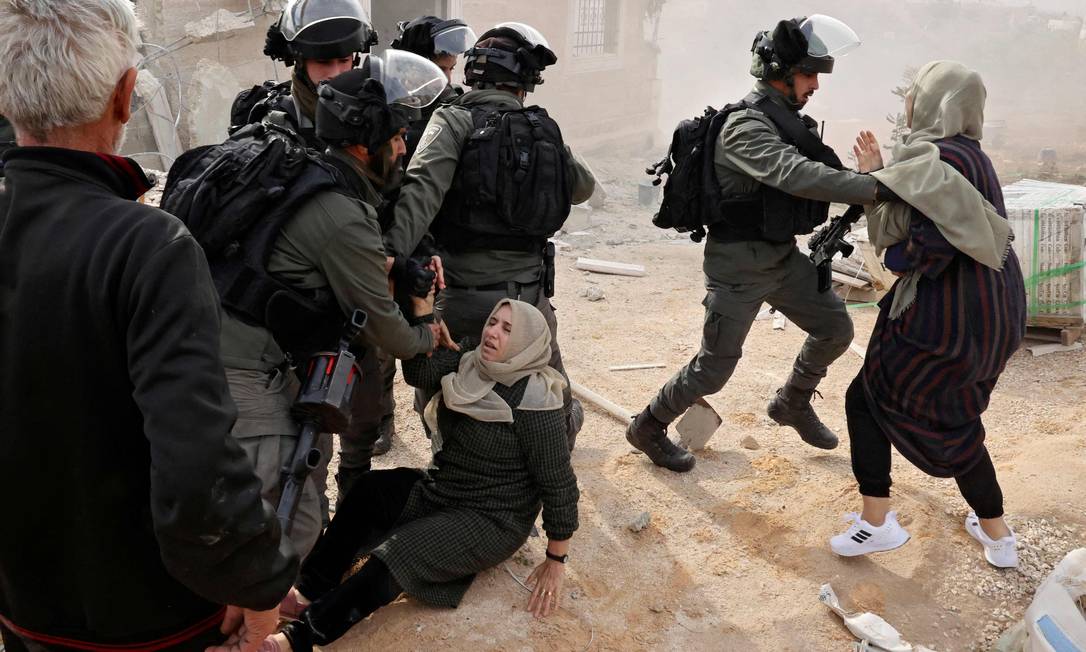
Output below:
[808,204,865,293]
[277,309,366,534]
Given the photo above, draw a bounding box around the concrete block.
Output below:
[186,59,240,148]
[675,399,721,451]
[562,204,592,232]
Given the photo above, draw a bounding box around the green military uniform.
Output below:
[648,81,877,424]
[220,148,435,556]
[385,88,596,445]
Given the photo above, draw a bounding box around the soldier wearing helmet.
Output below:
[229,0,378,148]
[627,16,898,473]
[383,23,597,450]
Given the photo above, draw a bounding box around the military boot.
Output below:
[372,414,395,456]
[766,386,838,450]
[626,406,696,472]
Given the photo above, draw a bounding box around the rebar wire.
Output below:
[126,151,178,166]
[134,42,186,128]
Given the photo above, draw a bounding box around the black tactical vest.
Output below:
[432,105,573,253]
[709,93,844,243]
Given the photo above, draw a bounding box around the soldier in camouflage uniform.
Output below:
[627,15,898,472]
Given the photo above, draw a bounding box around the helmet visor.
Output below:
[432,23,477,56]
[280,0,371,42]
[800,14,860,58]
[368,50,447,108]
[494,21,550,49]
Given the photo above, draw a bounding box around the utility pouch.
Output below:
[543,242,556,298]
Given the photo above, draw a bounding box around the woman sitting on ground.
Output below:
[831,60,1026,567]
[264,298,580,651]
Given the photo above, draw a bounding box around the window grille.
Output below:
[573,0,613,57]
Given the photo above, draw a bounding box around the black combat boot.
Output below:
[372,414,395,456]
[626,406,696,472]
[766,386,839,450]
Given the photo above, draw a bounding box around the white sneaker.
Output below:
[830,511,911,557]
[965,512,1018,568]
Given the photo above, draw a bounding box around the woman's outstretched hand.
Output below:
[854,130,884,173]
[525,559,565,618]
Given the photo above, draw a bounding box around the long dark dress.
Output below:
[369,347,580,608]
[862,135,1027,478]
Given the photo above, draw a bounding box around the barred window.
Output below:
[573,0,619,57]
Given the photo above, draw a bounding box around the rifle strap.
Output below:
[751,95,843,170]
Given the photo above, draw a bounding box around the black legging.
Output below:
[845,374,1004,519]
[284,468,423,651]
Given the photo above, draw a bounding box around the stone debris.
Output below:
[740,435,761,450]
[579,286,606,302]
[184,9,255,43]
[937,516,1084,650]
[628,511,652,533]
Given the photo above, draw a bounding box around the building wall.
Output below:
[124,0,661,164]
[455,0,662,152]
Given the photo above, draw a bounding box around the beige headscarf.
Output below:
[424,299,566,449]
[868,60,1012,318]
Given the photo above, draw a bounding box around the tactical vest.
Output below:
[708,93,844,243]
[161,121,345,364]
[432,105,573,253]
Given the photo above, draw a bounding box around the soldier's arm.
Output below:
[384,107,473,259]
[566,147,597,205]
[720,113,877,205]
[312,197,436,360]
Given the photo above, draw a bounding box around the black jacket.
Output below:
[0,148,298,649]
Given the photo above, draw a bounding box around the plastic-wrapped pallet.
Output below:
[1003,179,1086,327]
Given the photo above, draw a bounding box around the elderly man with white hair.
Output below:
[0,2,297,651]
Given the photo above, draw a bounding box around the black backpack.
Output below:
[647,104,745,243]
[435,106,573,252]
[229,80,292,135]
[161,121,345,361]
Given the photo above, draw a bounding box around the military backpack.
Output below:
[160,121,345,362]
[434,105,573,252]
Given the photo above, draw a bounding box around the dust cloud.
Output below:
[653,0,1086,180]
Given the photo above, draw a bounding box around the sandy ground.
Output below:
[317,158,1086,651]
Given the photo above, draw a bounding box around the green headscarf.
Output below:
[867,60,1012,319]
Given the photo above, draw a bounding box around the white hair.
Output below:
[0,0,141,140]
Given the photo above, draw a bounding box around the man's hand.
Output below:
[205,606,278,652]
[853,130,884,173]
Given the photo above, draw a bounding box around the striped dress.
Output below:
[862,135,1027,478]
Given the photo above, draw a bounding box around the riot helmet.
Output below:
[751,14,860,79]
[265,0,379,68]
[391,16,477,59]
[464,22,557,93]
[316,50,445,152]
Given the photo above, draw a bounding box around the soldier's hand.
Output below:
[205,606,278,652]
[428,320,459,352]
[429,255,446,291]
[853,130,884,173]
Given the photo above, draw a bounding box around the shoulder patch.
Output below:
[416,124,443,154]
